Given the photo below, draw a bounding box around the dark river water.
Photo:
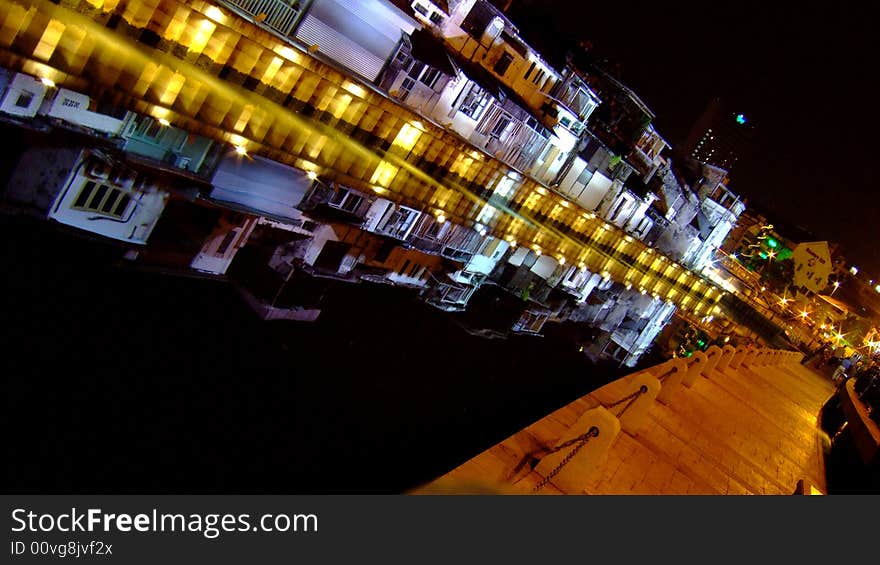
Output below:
[4,214,629,493]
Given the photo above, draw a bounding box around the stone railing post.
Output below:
[655,358,688,405]
[533,407,621,494]
[683,351,707,387]
[729,346,748,369]
[743,347,760,367]
[716,344,737,372]
[609,372,661,436]
[702,345,723,377]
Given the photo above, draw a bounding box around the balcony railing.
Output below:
[219,0,304,38]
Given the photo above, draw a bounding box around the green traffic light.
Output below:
[736,114,746,124]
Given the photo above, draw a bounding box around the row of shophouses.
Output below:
[0,0,745,366]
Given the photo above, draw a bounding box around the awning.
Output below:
[409,28,458,77]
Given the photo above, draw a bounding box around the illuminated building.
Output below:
[681,97,756,173]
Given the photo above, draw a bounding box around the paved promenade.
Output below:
[417,352,834,494]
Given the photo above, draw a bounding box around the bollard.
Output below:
[729,346,748,369]
[716,344,737,372]
[606,372,661,436]
[702,345,723,377]
[754,348,770,367]
[743,347,760,367]
[683,351,707,387]
[656,358,688,405]
[533,406,621,494]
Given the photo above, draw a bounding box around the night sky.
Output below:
[505,1,878,276]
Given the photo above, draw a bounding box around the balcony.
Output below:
[219,0,305,38]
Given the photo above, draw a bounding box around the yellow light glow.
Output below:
[343,81,367,98]
[436,214,446,224]
[392,123,422,152]
[306,171,318,180]
[558,256,566,265]
[40,77,56,88]
[273,45,300,63]
[33,19,65,62]
[234,145,247,156]
[189,20,216,54]
[204,6,226,24]
[158,118,171,127]
[370,160,399,187]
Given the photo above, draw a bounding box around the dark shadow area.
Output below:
[4,214,622,493]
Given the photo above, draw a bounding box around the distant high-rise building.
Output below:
[681,97,756,172]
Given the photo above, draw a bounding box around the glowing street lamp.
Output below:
[830,281,840,296]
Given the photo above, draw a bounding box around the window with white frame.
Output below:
[328,186,364,213]
[456,83,490,120]
[419,67,442,89]
[379,206,420,239]
[72,180,132,219]
[488,111,514,139]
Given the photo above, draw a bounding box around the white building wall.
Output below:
[530,255,559,280]
[302,224,342,266]
[0,73,46,117]
[577,172,613,211]
[48,155,168,245]
[45,88,126,135]
[190,215,258,275]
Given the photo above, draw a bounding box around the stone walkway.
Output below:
[416,357,835,495]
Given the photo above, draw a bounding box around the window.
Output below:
[429,12,443,24]
[493,52,514,76]
[457,83,490,120]
[424,218,447,240]
[524,116,550,138]
[216,229,239,255]
[135,117,163,139]
[413,2,429,16]
[524,60,536,80]
[328,187,364,213]
[406,61,426,79]
[531,69,545,85]
[379,206,420,239]
[419,67,442,89]
[15,90,34,108]
[397,77,416,100]
[72,181,132,219]
[489,112,513,139]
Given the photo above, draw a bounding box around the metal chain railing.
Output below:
[532,426,599,493]
[533,381,654,492]
[655,366,679,382]
[604,384,649,417]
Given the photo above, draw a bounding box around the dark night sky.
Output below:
[504,1,879,276]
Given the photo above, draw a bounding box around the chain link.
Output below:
[604,384,648,417]
[656,366,678,381]
[531,383,651,492]
[532,426,599,493]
